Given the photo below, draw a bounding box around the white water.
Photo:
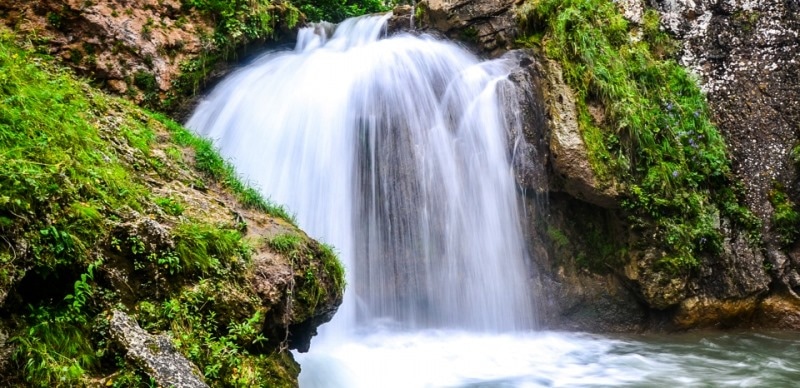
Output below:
[188,13,533,332]
[186,14,800,388]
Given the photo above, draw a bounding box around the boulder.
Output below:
[109,310,208,388]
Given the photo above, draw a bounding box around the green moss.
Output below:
[546,226,569,248]
[319,242,345,293]
[791,143,800,166]
[135,280,297,386]
[267,233,345,315]
[0,28,324,386]
[517,0,757,272]
[770,187,800,247]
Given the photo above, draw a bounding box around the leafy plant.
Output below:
[137,281,294,387]
[293,0,388,23]
[517,0,757,272]
[770,188,800,247]
[155,196,185,216]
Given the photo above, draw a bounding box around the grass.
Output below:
[517,0,759,272]
[136,280,297,387]
[267,233,303,255]
[167,0,387,109]
[0,28,148,280]
[0,27,338,386]
[173,222,247,275]
[769,187,800,247]
[147,112,297,224]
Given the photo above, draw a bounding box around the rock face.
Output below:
[390,0,519,56]
[110,310,208,388]
[406,0,800,331]
[540,59,620,207]
[0,0,212,98]
[651,0,800,299]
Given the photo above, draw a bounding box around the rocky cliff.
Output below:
[0,0,303,115]
[401,0,800,331]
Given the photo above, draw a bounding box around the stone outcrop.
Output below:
[540,59,620,207]
[403,0,800,331]
[0,0,213,97]
[0,65,343,384]
[110,310,208,388]
[390,0,519,56]
[650,0,800,297]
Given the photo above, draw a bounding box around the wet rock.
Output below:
[544,264,649,332]
[691,220,770,301]
[391,0,519,56]
[117,215,174,253]
[503,50,550,193]
[630,249,689,310]
[250,243,343,353]
[674,296,760,328]
[754,293,800,329]
[109,310,208,388]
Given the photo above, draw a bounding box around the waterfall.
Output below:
[183,13,800,388]
[187,13,535,335]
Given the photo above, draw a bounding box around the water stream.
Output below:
[187,14,800,387]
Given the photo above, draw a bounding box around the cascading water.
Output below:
[187,13,534,332]
[187,13,800,388]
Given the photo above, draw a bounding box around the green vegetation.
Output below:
[173,222,246,275]
[135,281,298,387]
[148,111,297,224]
[12,262,102,386]
[267,234,346,317]
[546,226,569,248]
[769,187,799,247]
[0,28,344,386]
[291,0,388,24]
[170,0,388,108]
[268,233,304,254]
[155,196,185,216]
[517,0,759,272]
[182,0,300,53]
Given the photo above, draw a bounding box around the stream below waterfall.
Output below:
[295,329,800,387]
[187,13,800,388]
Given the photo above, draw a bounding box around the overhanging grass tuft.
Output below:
[148,112,297,225]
